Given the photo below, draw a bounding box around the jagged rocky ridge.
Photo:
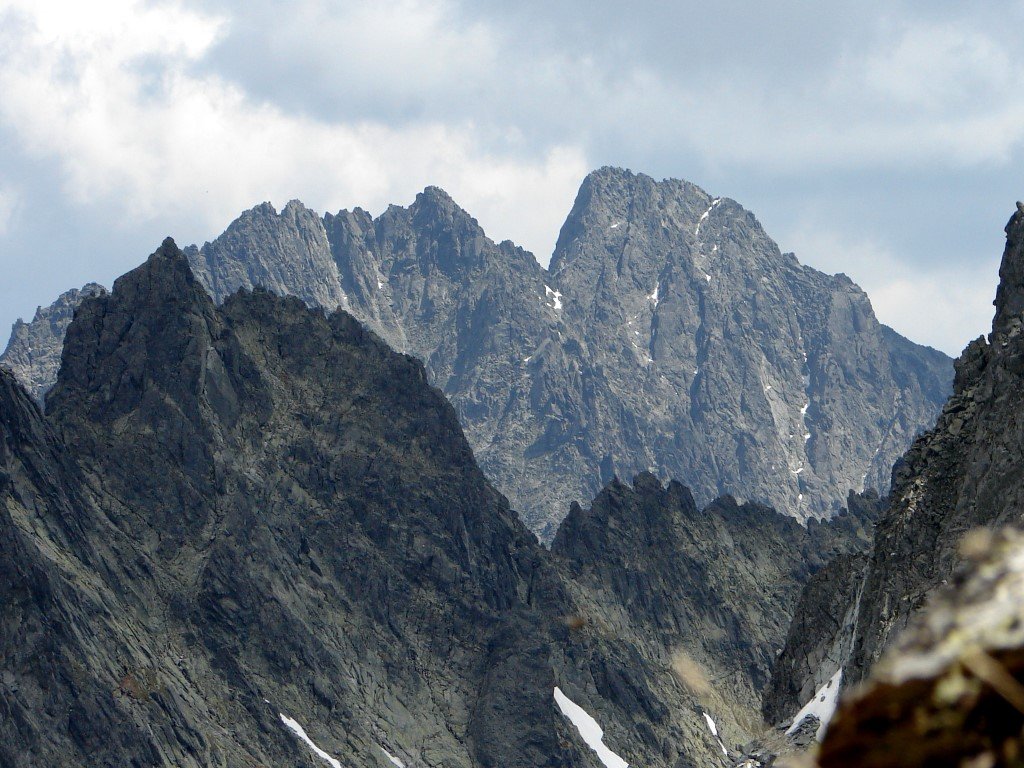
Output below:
[0,283,106,403]
[764,203,1024,745]
[0,239,873,767]
[2,168,952,536]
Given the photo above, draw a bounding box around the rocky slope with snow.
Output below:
[2,168,951,537]
[3,238,871,767]
[552,476,878,735]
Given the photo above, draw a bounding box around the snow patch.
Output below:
[279,714,341,768]
[800,403,809,416]
[545,284,563,310]
[702,712,728,756]
[377,278,385,290]
[648,283,660,306]
[379,746,405,768]
[694,197,722,238]
[553,687,629,768]
[786,669,843,741]
[791,467,804,475]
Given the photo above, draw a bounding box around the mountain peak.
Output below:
[119,235,202,297]
[419,184,456,203]
[992,202,1024,339]
[550,166,714,274]
[410,185,477,226]
[49,237,224,428]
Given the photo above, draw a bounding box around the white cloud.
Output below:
[0,0,587,259]
[856,23,1016,111]
[0,0,1018,353]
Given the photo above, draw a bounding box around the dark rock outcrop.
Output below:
[0,283,106,404]
[820,528,1024,768]
[3,169,952,537]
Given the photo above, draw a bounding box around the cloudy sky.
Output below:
[1,0,1022,355]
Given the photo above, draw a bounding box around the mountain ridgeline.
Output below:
[2,168,951,536]
[1,239,878,766]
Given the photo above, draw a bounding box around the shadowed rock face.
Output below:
[2,169,951,537]
[5,238,864,767]
[552,476,877,732]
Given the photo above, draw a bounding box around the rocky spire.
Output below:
[992,202,1024,339]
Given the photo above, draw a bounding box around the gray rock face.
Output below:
[5,238,847,766]
[1,169,952,537]
[548,170,948,531]
[0,283,106,404]
[201,170,951,536]
[841,205,1024,686]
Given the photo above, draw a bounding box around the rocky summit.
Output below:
[1,238,872,767]
[2,168,952,537]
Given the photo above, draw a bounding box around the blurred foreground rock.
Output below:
[818,528,1024,768]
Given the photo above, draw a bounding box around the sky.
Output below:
[1,1,1022,356]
